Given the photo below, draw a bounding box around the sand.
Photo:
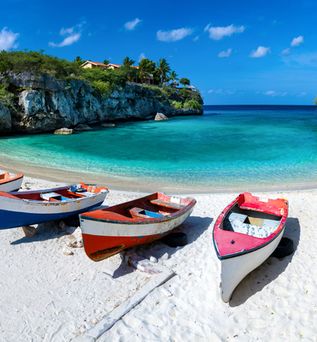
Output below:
[1,176,316,341]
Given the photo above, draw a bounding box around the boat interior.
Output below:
[223,204,282,238]
[0,188,89,202]
[0,172,11,183]
[83,193,192,221]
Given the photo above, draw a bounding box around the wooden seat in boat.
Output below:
[40,192,70,202]
[129,207,164,219]
[150,199,184,210]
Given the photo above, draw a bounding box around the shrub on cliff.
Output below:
[91,80,112,96]
[171,100,183,109]
[80,67,128,94]
[0,51,80,78]
[0,84,15,108]
[183,99,202,111]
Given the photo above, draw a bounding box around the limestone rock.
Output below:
[0,73,203,134]
[101,123,115,128]
[74,123,93,132]
[154,112,168,121]
[0,103,11,133]
[54,128,73,135]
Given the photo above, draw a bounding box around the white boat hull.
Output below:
[220,227,285,302]
[80,207,193,237]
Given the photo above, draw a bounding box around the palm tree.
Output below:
[123,56,135,68]
[169,70,178,86]
[157,58,171,85]
[138,58,156,83]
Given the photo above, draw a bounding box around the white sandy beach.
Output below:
[1,176,316,341]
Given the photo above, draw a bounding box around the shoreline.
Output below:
[1,155,317,194]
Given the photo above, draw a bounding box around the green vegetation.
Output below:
[171,100,183,109]
[183,99,201,110]
[0,51,80,78]
[0,84,15,108]
[179,77,190,86]
[0,51,201,110]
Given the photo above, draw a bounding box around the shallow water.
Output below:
[1,105,317,189]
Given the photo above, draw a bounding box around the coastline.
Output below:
[0,175,316,341]
[2,155,317,194]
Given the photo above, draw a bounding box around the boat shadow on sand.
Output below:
[229,217,301,307]
[10,220,78,245]
[112,216,213,279]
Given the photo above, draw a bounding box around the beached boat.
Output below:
[80,193,196,261]
[0,183,108,229]
[213,192,288,302]
[0,171,24,192]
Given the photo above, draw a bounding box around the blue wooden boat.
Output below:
[0,183,108,229]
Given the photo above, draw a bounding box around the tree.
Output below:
[138,58,156,83]
[122,56,135,68]
[169,70,178,86]
[179,77,190,86]
[156,58,171,85]
[103,59,110,65]
[74,56,84,65]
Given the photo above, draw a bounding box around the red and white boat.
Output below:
[80,192,196,261]
[213,192,288,302]
[0,171,24,192]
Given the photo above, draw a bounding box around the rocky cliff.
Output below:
[0,72,203,134]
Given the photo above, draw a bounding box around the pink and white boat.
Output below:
[213,192,288,302]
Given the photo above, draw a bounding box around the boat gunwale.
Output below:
[80,194,196,225]
[0,184,109,206]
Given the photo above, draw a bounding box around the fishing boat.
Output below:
[0,183,108,229]
[0,171,24,192]
[80,192,196,261]
[213,192,288,302]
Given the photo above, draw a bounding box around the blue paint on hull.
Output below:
[0,202,103,229]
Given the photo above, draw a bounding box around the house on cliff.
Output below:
[81,60,139,70]
[80,60,154,84]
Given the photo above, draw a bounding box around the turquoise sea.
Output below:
[1,105,317,190]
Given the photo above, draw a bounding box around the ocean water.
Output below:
[1,105,317,189]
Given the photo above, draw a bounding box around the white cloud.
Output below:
[124,18,141,31]
[291,35,304,47]
[204,24,245,40]
[193,35,199,42]
[250,46,270,58]
[218,48,232,58]
[208,88,235,95]
[281,48,290,56]
[157,28,193,42]
[264,90,277,96]
[283,52,317,67]
[264,90,287,97]
[0,27,19,50]
[139,52,146,61]
[49,23,84,47]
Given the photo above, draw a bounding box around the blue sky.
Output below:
[1,0,317,104]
